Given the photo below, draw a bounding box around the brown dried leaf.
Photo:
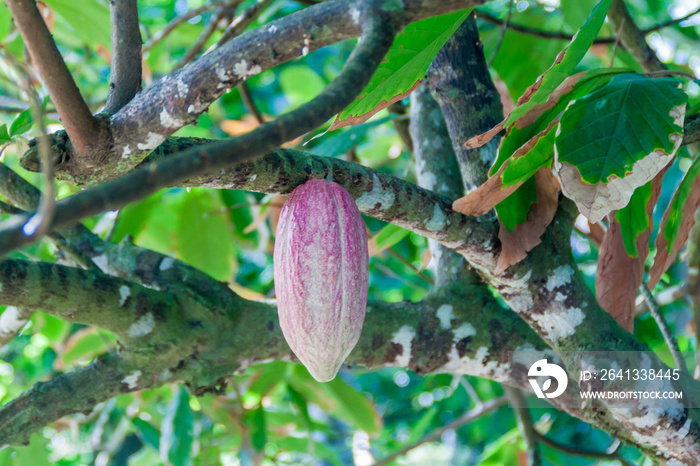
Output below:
[453,118,559,216]
[464,54,581,149]
[329,80,421,131]
[595,170,665,331]
[648,173,700,288]
[494,74,515,117]
[587,220,606,248]
[495,168,559,274]
[514,72,586,129]
[452,174,521,217]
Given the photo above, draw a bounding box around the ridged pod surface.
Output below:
[274,179,369,382]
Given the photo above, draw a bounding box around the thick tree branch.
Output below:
[0,259,187,342]
[427,12,502,192]
[0,273,585,448]
[5,0,101,157]
[0,10,397,254]
[105,0,143,114]
[0,354,147,448]
[410,84,467,286]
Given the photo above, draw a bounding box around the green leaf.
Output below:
[132,418,161,451]
[288,365,382,434]
[0,3,12,43]
[555,73,687,222]
[11,435,51,466]
[244,405,267,452]
[219,190,256,245]
[615,180,652,257]
[404,406,438,444]
[477,427,524,465]
[287,384,313,431]
[43,0,111,50]
[273,437,341,465]
[332,9,471,129]
[312,115,393,158]
[495,176,538,231]
[111,192,164,243]
[9,108,33,137]
[279,66,326,110]
[490,69,627,231]
[160,387,195,466]
[0,124,10,143]
[495,68,628,175]
[176,189,235,281]
[500,0,612,128]
[62,331,109,365]
[369,222,410,255]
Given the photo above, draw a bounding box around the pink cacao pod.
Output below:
[274,179,369,382]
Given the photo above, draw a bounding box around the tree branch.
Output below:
[0,259,186,342]
[174,2,239,70]
[375,396,508,466]
[29,0,485,183]
[641,284,687,373]
[427,12,503,192]
[507,387,541,466]
[0,354,146,448]
[410,84,467,286]
[143,0,234,52]
[5,0,101,157]
[607,0,666,72]
[105,0,143,114]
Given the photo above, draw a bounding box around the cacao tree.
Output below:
[1,0,700,464]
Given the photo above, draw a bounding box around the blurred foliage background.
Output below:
[0,0,699,464]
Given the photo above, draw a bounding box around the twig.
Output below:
[536,433,629,464]
[374,396,506,466]
[635,284,686,315]
[143,0,233,52]
[506,387,541,466]
[641,284,687,373]
[609,17,624,67]
[644,69,699,80]
[5,0,101,157]
[239,81,265,125]
[385,247,435,287]
[607,0,666,72]
[0,49,56,241]
[105,0,143,114]
[174,4,238,70]
[487,0,513,67]
[476,5,700,45]
[0,10,397,256]
[214,0,274,48]
[458,377,482,406]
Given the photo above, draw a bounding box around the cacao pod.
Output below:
[274,179,369,382]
